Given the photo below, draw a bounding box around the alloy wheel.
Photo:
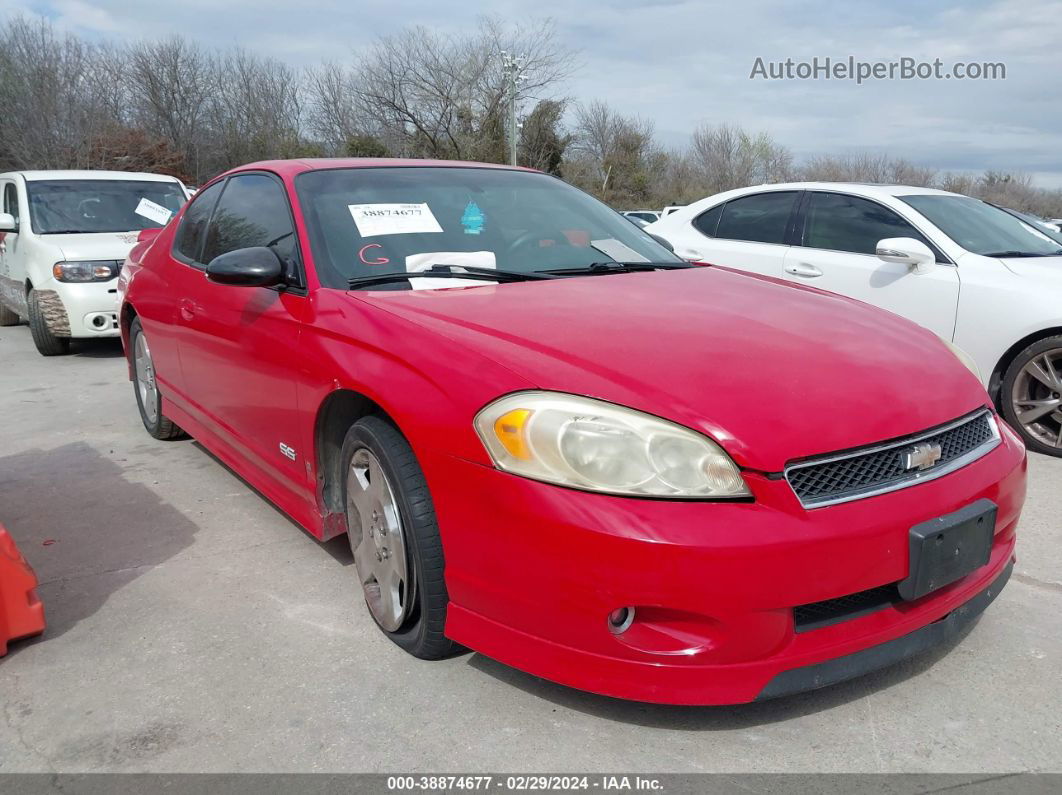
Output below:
[134,331,159,424]
[345,448,413,632]
[1011,348,1062,449]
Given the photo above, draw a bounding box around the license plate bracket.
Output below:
[898,498,996,601]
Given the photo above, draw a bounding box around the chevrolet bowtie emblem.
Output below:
[902,442,943,471]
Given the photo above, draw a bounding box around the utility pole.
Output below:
[501,51,526,166]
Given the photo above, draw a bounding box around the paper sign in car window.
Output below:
[590,239,649,263]
[348,203,443,238]
[405,251,496,290]
[134,198,173,226]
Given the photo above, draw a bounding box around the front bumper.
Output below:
[40,278,120,338]
[423,419,1027,705]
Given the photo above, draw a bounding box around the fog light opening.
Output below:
[607,606,635,634]
[91,314,107,329]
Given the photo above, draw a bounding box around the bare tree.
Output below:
[351,18,575,162]
[305,60,362,152]
[206,49,304,170]
[124,36,215,181]
[690,123,793,193]
[0,15,115,170]
[567,100,660,204]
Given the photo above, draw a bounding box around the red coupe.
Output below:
[118,159,1026,704]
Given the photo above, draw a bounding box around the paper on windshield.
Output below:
[349,203,443,238]
[406,251,496,290]
[590,239,649,263]
[134,198,173,226]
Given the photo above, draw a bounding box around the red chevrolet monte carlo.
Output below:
[118,159,1026,705]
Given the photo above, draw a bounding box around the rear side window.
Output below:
[692,204,722,237]
[174,181,223,264]
[715,192,797,244]
[201,174,297,268]
[804,192,932,256]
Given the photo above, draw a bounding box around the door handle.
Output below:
[785,262,823,278]
[179,299,195,321]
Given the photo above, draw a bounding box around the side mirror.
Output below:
[137,228,162,243]
[0,212,17,233]
[876,237,936,274]
[649,233,674,252]
[205,247,284,287]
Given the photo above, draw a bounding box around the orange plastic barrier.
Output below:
[0,523,45,656]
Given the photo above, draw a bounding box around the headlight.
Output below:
[938,336,981,381]
[474,391,750,498]
[52,260,120,283]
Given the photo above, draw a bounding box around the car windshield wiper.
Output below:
[983,250,1062,258]
[347,264,557,290]
[540,261,695,276]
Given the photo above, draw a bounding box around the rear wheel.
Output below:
[130,317,185,440]
[27,289,69,356]
[0,302,20,326]
[1001,335,1062,457]
[341,415,459,659]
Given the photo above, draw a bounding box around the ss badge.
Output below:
[279,442,297,461]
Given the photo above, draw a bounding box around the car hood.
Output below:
[355,268,990,471]
[42,232,140,262]
[997,254,1062,280]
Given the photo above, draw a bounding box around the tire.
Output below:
[340,415,459,660]
[27,289,70,356]
[0,301,19,326]
[129,317,186,440]
[1000,334,1062,457]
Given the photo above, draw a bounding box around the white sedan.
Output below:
[648,182,1062,456]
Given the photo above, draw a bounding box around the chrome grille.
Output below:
[785,410,999,508]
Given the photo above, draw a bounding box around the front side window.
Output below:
[173,181,224,264]
[25,179,186,234]
[294,167,678,288]
[714,192,797,245]
[201,174,298,269]
[901,194,1062,257]
[803,192,931,256]
[3,183,19,225]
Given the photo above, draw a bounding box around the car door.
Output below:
[134,179,227,403]
[174,172,309,497]
[783,191,960,339]
[0,179,27,315]
[672,190,799,278]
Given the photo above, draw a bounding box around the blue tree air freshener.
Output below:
[461,201,485,235]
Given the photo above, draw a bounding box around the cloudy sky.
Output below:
[5,0,1062,186]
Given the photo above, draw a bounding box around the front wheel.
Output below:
[1001,335,1062,457]
[27,289,70,356]
[130,317,186,440]
[340,415,459,659]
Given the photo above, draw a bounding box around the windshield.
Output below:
[294,167,679,288]
[900,194,1062,257]
[27,179,187,234]
[1003,208,1062,245]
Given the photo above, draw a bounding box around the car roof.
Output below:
[722,181,959,198]
[4,170,184,183]
[227,158,540,179]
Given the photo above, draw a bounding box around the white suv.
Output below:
[0,170,189,355]
[648,182,1062,456]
